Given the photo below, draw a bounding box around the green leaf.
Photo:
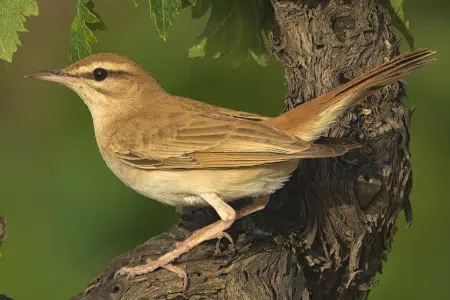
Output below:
[249,49,269,67]
[136,0,183,40]
[69,0,100,63]
[188,36,207,58]
[0,0,39,62]
[187,0,273,67]
[390,0,409,29]
[381,0,414,49]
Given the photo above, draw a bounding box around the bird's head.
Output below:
[25,53,163,117]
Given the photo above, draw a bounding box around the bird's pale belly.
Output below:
[101,151,299,207]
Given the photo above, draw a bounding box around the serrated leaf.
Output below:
[136,0,182,40]
[151,0,182,40]
[69,0,100,62]
[0,0,39,62]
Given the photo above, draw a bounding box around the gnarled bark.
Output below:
[72,0,411,299]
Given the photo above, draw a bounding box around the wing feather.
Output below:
[103,110,353,170]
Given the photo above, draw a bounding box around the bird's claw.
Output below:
[114,260,189,290]
[114,259,157,280]
[214,231,235,256]
[163,263,189,291]
[114,266,139,281]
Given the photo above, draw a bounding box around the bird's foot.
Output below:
[115,218,235,289]
[175,229,234,255]
[115,262,189,290]
[114,195,270,290]
[114,230,233,289]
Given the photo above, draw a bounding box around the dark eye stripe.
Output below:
[68,70,132,79]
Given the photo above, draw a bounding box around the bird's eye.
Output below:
[92,68,108,81]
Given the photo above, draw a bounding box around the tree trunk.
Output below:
[73,0,411,299]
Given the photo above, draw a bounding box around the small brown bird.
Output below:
[26,49,435,287]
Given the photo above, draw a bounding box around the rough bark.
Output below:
[0,216,5,249]
[73,0,411,299]
[0,217,11,300]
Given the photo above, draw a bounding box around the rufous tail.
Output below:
[267,49,436,141]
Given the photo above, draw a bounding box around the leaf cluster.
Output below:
[0,0,414,65]
[187,0,273,67]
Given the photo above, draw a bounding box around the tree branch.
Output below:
[73,0,412,299]
[0,216,6,250]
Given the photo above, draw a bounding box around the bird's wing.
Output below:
[103,111,352,170]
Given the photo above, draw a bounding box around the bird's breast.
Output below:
[99,150,299,207]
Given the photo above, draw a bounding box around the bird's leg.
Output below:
[214,194,270,255]
[115,193,235,280]
[236,194,270,219]
[115,194,270,289]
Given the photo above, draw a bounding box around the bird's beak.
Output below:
[24,69,68,84]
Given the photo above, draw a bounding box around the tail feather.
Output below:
[267,49,436,141]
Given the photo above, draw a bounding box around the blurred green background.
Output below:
[0,0,448,299]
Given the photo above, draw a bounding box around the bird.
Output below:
[25,49,436,288]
